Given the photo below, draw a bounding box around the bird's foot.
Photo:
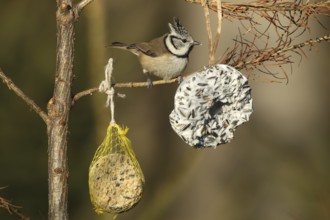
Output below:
[177,75,183,84]
[147,78,153,89]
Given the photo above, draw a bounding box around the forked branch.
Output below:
[0,69,49,124]
[187,0,330,82]
[0,192,30,220]
[223,34,330,82]
[186,0,330,17]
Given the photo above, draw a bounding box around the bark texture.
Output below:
[47,1,75,219]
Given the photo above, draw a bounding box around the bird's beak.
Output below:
[193,41,201,46]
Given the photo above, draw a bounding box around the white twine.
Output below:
[99,58,125,125]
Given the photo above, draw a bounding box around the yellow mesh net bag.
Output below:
[89,123,145,214]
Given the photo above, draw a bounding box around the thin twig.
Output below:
[0,194,30,220]
[114,77,179,88]
[186,0,330,15]
[212,0,222,64]
[277,35,330,54]
[72,78,180,104]
[75,0,95,14]
[234,34,330,70]
[201,0,214,64]
[187,0,330,40]
[72,88,99,105]
[200,0,223,64]
[0,69,49,124]
[231,35,330,82]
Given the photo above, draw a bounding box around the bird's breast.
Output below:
[139,54,188,80]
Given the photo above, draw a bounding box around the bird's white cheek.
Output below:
[165,37,177,54]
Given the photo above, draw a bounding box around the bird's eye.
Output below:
[182,39,187,43]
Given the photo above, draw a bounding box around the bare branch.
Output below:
[0,69,49,124]
[186,0,330,15]
[201,0,224,64]
[115,76,179,88]
[187,0,330,40]
[230,35,330,82]
[72,88,98,105]
[212,0,222,64]
[75,0,95,14]
[277,35,330,54]
[0,192,30,220]
[72,78,180,104]
[201,0,214,64]
[47,2,76,219]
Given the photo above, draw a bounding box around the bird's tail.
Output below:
[109,42,141,56]
[109,42,129,49]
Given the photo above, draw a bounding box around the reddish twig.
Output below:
[226,35,330,82]
[0,192,30,220]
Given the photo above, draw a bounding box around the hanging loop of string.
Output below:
[99,58,125,125]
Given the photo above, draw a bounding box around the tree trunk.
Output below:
[47,1,75,219]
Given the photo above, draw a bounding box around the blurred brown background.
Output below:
[0,0,329,220]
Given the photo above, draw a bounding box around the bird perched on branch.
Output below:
[110,17,201,88]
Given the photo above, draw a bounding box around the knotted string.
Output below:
[99,58,125,125]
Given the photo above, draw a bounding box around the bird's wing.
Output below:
[130,36,168,57]
[110,36,168,57]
